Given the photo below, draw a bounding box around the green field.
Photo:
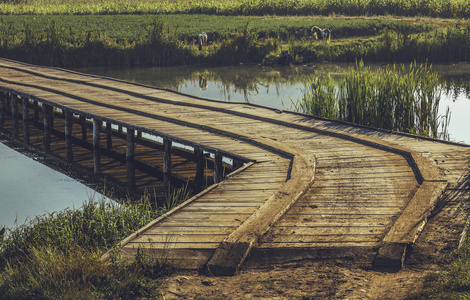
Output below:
[0,0,469,19]
[0,13,468,67]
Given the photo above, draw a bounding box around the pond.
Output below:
[1,62,469,229]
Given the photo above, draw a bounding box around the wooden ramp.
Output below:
[0,58,468,275]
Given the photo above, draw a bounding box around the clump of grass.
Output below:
[0,195,163,263]
[296,61,447,138]
[0,189,190,298]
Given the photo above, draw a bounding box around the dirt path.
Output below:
[157,189,467,300]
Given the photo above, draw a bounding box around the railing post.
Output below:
[10,94,18,138]
[33,100,39,122]
[126,128,136,190]
[194,147,205,187]
[43,103,52,153]
[106,122,113,149]
[22,97,30,144]
[163,137,172,192]
[65,110,74,162]
[80,115,87,140]
[0,93,6,130]
[93,118,101,174]
[214,151,224,183]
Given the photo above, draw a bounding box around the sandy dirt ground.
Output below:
[157,190,467,300]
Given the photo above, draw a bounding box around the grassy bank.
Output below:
[0,188,191,299]
[0,14,469,67]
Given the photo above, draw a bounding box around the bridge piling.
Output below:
[194,147,205,187]
[79,116,87,140]
[93,118,101,174]
[32,100,39,122]
[10,94,18,138]
[214,150,223,183]
[64,110,74,162]
[42,103,52,153]
[163,137,172,192]
[106,122,113,150]
[22,97,30,144]
[0,93,6,129]
[126,128,136,190]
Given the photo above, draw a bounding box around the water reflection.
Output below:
[0,142,106,228]
[77,63,470,144]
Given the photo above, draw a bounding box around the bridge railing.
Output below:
[0,90,251,202]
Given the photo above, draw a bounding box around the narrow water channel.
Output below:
[0,141,104,228]
[79,62,470,145]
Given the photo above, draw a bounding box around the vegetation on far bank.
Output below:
[0,14,469,68]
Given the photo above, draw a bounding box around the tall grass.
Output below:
[296,61,445,138]
[0,189,191,298]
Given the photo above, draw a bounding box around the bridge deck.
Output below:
[1,58,468,274]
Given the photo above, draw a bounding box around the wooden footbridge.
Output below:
[0,58,469,275]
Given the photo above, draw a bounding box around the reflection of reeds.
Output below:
[298,61,450,139]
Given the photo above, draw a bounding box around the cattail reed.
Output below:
[298,61,445,138]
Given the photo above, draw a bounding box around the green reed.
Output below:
[298,61,445,138]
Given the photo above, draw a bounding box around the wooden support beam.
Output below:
[65,110,74,162]
[80,115,87,140]
[33,100,39,122]
[93,118,101,174]
[106,122,113,149]
[50,107,55,128]
[214,151,224,183]
[126,128,136,190]
[0,93,6,130]
[163,137,172,193]
[194,147,205,187]
[22,97,30,144]
[43,103,52,153]
[10,94,18,138]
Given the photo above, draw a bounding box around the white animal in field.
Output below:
[198,32,208,50]
[311,26,331,43]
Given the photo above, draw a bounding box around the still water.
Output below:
[81,63,470,145]
[0,141,104,228]
[1,62,469,228]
